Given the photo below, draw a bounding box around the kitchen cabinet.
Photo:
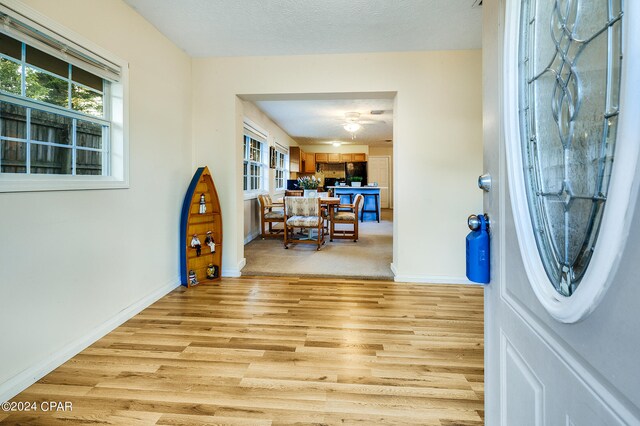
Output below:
[328,153,341,163]
[353,153,367,161]
[315,153,328,163]
[303,152,316,173]
[314,152,368,164]
[289,147,301,173]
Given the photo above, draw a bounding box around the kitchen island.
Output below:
[328,186,386,222]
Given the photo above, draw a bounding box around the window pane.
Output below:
[244,137,248,160]
[26,45,67,78]
[248,138,262,163]
[76,120,103,149]
[1,102,27,139]
[30,143,72,174]
[72,84,103,117]
[26,67,68,107]
[72,66,102,91]
[76,149,102,175]
[0,58,21,95]
[1,140,26,173]
[243,162,247,190]
[31,109,72,145]
[0,33,22,60]
[519,0,623,296]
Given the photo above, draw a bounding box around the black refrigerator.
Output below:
[344,162,367,185]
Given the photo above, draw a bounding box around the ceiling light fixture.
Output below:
[332,142,342,147]
[343,112,362,139]
[343,122,361,133]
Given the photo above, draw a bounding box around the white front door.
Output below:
[368,156,391,208]
[484,1,640,424]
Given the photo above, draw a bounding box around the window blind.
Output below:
[243,124,267,144]
[0,5,121,82]
[275,142,289,154]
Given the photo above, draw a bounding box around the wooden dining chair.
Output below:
[257,194,284,238]
[283,196,325,250]
[317,192,330,231]
[329,194,364,242]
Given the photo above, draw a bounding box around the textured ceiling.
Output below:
[124,1,481,146]
[251,98,394,146]
[124,0,482,57]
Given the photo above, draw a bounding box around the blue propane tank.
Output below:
[466,214,490,284]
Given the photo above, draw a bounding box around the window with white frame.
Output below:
[243,131,267,193]
[0,3,126,192]
[274,148,288,191]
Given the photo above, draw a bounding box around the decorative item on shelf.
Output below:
[188,270,198,285]
[350,176,363,187]
[206,263,219,279]
[180,166,223,287]
[205,230,216,253]
[199,193,206,214]
[191,234,202,256]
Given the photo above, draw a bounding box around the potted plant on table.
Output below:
[298,176,320,197]
[350,176,363,187]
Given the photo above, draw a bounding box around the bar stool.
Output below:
[361,193,380,223]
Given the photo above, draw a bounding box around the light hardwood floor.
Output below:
[4,277,484,425]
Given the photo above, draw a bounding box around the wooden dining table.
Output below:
[319,197,340,207]
[320,197,340,223]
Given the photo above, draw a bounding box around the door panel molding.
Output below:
[500,331,544,426]
[500,283,639,422]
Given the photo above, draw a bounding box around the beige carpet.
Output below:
[242,209,393,280]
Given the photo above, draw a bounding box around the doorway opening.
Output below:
[239,93,395,280]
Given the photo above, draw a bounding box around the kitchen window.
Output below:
[0,2,127,192]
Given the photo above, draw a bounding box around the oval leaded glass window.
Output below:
[518,0,623,297]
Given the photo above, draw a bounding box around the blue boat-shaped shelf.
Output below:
[180,166,222,287]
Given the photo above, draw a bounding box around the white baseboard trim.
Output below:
[394,273,480,285]
[222,258,246,277]
[244,230,260,245]
[0,278,180,403]
[390,262,398,276]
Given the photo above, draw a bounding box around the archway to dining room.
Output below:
[238,92,396,280]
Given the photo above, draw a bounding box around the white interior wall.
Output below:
[0,0,192,399]
[192,51,483,281]
[241,101,298,244]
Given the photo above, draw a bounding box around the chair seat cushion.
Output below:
[265,211,284,219]
[287,216,321,227]
[333,212,356,221]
